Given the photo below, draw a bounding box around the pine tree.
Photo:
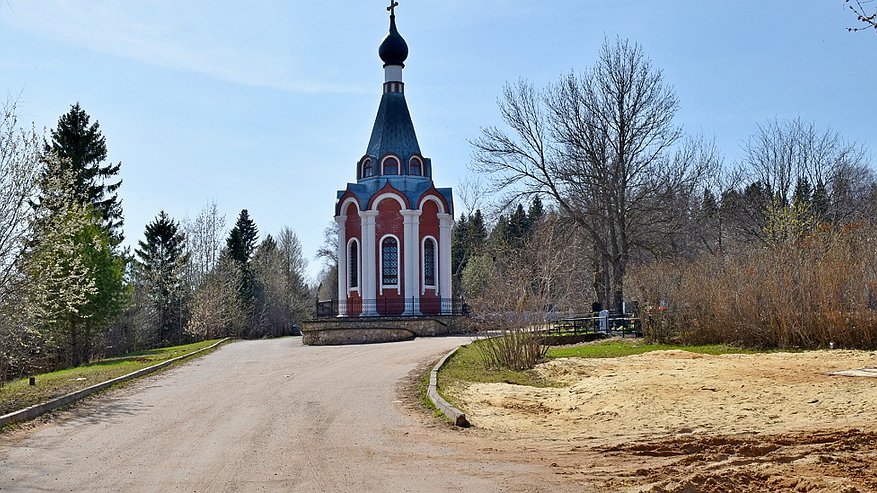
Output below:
[793,177,813,207]
[469,209,487,251]
[226,209,259,304]
[40,103,123,242]
[527,196,545,226]
[451,213,470,276]
[135,211,189,345]
[227,209,258,265]
[508,204,528,248]
[490,214,510,250]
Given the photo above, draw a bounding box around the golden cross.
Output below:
[387,1,399,15]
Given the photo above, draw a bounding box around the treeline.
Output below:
[460,37,877,349]
[0,102,312,382]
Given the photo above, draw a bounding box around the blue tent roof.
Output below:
[365,92,421,163]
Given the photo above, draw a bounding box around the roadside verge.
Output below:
[0,338,231,428]
[427,346,470,427]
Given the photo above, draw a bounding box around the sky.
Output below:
[1,1,874,282]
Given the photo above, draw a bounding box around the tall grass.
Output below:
[630,225,877,349]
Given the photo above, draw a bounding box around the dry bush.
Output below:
[630,224,877,349]
[475,322,549,371]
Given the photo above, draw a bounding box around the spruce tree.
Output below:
[469,210,487,250]
[226,209,259,303]
[40,103,123,242]
[527,196,544,226]
[451,213,470,276]
[135,211,188,345]
[508,204,528,248]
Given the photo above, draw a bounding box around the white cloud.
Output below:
[0,0,368,93]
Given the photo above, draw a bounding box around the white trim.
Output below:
[360,157,374,179]
[378,233,402,295]
[335,215,347,316]
[421,236,438,294]
[338,197,360,217]
[346,237,361,294]
[371,192,407,210]
[418,194,446,214]
[385,65,403,83]
[438,213,453,301]
[359,210,379,315]
[409,156,423,176]
[380,155,400,175]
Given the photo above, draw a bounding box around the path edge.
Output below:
[427,345,470,427]
[0,338,231,428]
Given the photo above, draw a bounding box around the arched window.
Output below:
[381,236,399,286]
[409,157,422,176]
[382,157,399,175]
[361,159,373,178]
[423,238,436,287]
[348,240,359,290]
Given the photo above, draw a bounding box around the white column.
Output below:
[401,210,422,315]
[335,215,347,317]
[438,213,453,311]
[359,210,378,316]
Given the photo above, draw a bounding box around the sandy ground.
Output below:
[2,339,875,492]
[451,348,877,492]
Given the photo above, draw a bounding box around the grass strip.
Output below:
[0,339,224,416]
[546,339,764,359]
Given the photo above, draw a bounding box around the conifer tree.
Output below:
[226,209,259,303]
[40,103,123,243]
[527,196,544,225]
[508,204,528,248]
[135,211,188,345]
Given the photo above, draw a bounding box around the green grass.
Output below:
[546,339,763,359]
[0,339,225,416]
[438,342,559,392]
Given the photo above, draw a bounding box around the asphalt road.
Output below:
[0,337,564,492]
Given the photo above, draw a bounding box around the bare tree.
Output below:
[184,201,226,288]
[742,118,872,225]
[0,99,41,301]
[472,37,712,311]
[847,0,877,32]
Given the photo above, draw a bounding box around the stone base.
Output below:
[301,316,469,346]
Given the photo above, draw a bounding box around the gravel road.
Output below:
[0,337,568,492]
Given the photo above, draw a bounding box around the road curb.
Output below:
[0,338,231,428]
[427,346,470,427]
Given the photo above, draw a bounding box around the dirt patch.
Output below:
[448,349,877,491]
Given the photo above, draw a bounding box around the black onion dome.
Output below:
[379,15,408,67]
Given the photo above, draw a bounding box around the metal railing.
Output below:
[315,297,469,318]
[545,312,642,337]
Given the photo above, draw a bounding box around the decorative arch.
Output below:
[380,155,400,176]
[338,195,361,218]
[417,189,449,214]
[359,157,374,179]
[367,181,411,210]
[379,234,401,293]
[408,156,423,176]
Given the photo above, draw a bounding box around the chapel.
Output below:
[334,3,454,317]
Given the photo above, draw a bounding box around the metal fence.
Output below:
[545,312,642,337]
[315,298,468,318]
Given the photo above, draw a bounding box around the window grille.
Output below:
[348,241,359,289]
[383,158,399,175]
[382,237,399,285]
[424,238,436,287]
